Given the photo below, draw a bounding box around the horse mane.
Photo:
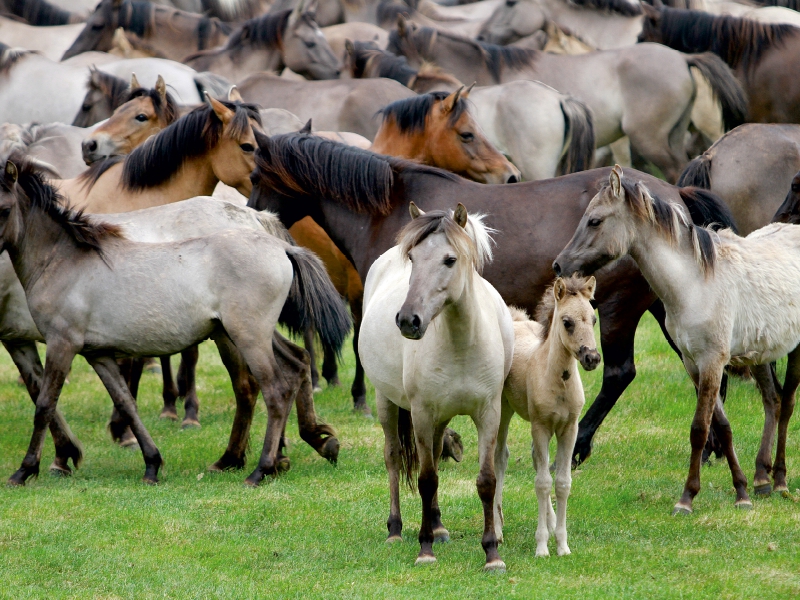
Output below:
[122,99,260,191]
[110,0,231,48]
[224,9,291,51]
[0,43,36,74]
[379,91,467,134]
[568,0,642,16]
[77,155,124,190]
[397,209,494,274]
[5,0,79,25]
[350,41,417,85]
[654,6,800,72]
[4,150,124,253]
[252,131,460,216]
[126,85,180,125]
[534,275,595,341]
[87,68,131,111]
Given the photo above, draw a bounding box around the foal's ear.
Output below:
[345,39,355,57]
[585,275,596,300]
[553,277,567,301]
[609,164,623,198]
[205,92,234,125]
[397,15,408,38]
[4,160,18,186]
[300,119,313,134]
[155,75,167,100]
[228,85,243,102]
[454,203,468,228]
[409,201,423,219]
[130,72,141,90]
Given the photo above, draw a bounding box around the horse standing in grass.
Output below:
[554,166,800,513]
[360,204,513,571]
[500,278,600,557]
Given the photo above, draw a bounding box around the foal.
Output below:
[500,277,601,557]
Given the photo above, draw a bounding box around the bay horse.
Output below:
[360,204,513,571]
[62,0,232,61]
[554,166,800,513]
[184,2,341,82]
[247,132,739,467]
[0,154,349,485]
[501,278,600,556]
[388,18,747,181]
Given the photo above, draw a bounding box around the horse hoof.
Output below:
[672,504,692,516]
[142,476,159,486]
[754,483,772,497]
[483,559,506,573]
[414,554,437,566]
[735,499,753,510]
[159,410,179,421]
[433,528,450,543]
[243,478,260,488]
[312,385,323,394]
[49,464,72,477]
[181,419,201,429]
[353,400,372,417]
[276,457,291,473]
[386,535,403,544]
[321,437,340,465]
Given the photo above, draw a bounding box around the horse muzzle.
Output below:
[396,310,426,340]
[578,346,601,371]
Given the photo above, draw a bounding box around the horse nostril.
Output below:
[84,140,97,152]
[506,175,518,184]
[477,35,485,41]
[553,261,562,276]
[395,312,401,327]
[411,315,421,329]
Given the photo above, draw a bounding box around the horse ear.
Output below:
[130,72,140,90]
[155,75,167,100]
[442,86,464,114]
[205,92,234,126]
[305,0,319,16]
[4,160,18,186]
[228,85,243,102]
[289,0,306,27]
[609,165,623,198]
[641,2,661,20]
[300,119,313,134]
[345,39,355,57]
[454,203,468,228]
[553,277,567,302]
[89,67,102,88]
[462,83,475,99]
[585,276,596,300]
[409,201,423,219]
[397,15,408,38]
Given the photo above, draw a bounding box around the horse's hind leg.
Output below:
[159,355,180,421]
[88,355,163,484]
[751,363,780,496]
[473,402,504,571]
[493,399,514,544]
[773,347,800,495]
[177,345,200,428]
[109,358,144,448]
[3,341,82,476]
[376,391,403,542]
[303,325,322,393]
[350,294,370,415]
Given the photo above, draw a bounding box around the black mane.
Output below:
[379,92,467,133]
[569,0,642,16]
[111,0,231,48]
[350,41,417,85]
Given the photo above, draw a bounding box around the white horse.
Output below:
[500,278,600,557]
[554,165,800,514]
[359,203,514,571]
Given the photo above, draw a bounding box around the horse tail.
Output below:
[397,407,419,489]
[557,95,595,175]
[685,53,748,132]
[679,186,738,233]
[677,152,712,189]
[281,246,351,356]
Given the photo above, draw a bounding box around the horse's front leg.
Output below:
[774,346,800,495]
[531,420,554,557]
[411,407,439,566]
[750,363,780,496]
[350,294,370,415]
[473,400,505,571]
[554,418,579,556]
[493,399,514,544]
[8,340,76,485]
[377,392,404,542]
[430,419,451,543]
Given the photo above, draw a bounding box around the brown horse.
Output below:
[247,132,739,466]
[62,0,232,61]
[638,4,800,123]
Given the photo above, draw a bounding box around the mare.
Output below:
[343,40,595,179]
[184,3,341,83]
[359,204,513,570]
[0,154,347,486]
[638,5,800,123]
[0,17,85,61]
[500,278,600,556]
[0,0,84,24]
[247,133,738,466]
[62,0,231,61]
[388,19,746,182]
[554,166,800,513]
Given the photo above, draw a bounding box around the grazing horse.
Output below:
[360,204,513,571]
[247,133,738,466]
[62,0,232,61]
[0,154,349,485]
[554,166,800,513]
[500,278,600,556]
[344,40,595,179]
[388,18,747,181]
[638,5,800,123]
[184,3,341,82]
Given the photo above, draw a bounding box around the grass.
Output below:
[0,314,799,599]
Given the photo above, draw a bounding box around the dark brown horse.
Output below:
[0,0,84,24]
[638,4,800,123]
[247,132,735,466]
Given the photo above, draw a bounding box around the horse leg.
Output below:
[3,341,82,476]
[321,340,340,387]
[177,345,200,428]
[303,325,322,393]
[159,355,180,421]
[711,397,752,509]
[493,399,514,544]
[473,402,504,571]
[8,340,76,486]
[412,407,438,566]
[554,419,578,557]
[107,358,141,448]
[430,419,450,543]
[376,391,403,542]
[350,294,370,415]
[773,347,800,495]
[273,332,339,464]
[531,420,554,557]
[750,363,780,496]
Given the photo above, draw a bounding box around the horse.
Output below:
[772,170,800,224]
[376,0,504,38]
[0,17,85,61]
[320,21,388,59]
[183,3,341,83]
[388,18,746,182]
[500,277,600,556]
[247,132,739,467]
[554,166,800,513]
[678,124,800,235]
[0,122,90,179]
[0,0,85,24]
[638,4,800,124]
[0,153,350,486]
[360,203,514,571]
[62,0,232,61]
[343,40,595,179]
[268,0,345,28]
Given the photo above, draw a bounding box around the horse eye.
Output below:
[135,114,148,122]
[407,253,413,262]
[588,218,603,227]
[563,318,574,331]
[444,256,456,267]
[506,0,517,6]
[240,143,255,153]
[0,208,11,218]
[459,132,474,143]
[81,104,91,112]
[91,23,104,30]
[793,183,800,193]
[304,40,317,48]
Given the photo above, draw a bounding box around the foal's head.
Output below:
[82,74,178,164]
[395,203,493,339]
[536,276,601,372]
[772,171,800,225]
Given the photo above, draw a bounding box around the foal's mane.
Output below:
[653,6,799,72]
[568,0,642,17]
[122,99,261,191]
[3,151,124,253]
[379,91,467,134]
[534,276,594,341]
[0,43,36,74]
[252,131,460,216]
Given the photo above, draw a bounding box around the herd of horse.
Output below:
[2,0,800,572]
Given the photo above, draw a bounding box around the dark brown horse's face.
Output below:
[637,5,663,44]
[772,172,800,224]
[62,0,119,60]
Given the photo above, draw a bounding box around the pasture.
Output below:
[1,316,798,599]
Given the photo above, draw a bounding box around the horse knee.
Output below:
[476,471,496,501]
[535,473,552,495]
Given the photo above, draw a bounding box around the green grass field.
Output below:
[0,314,798,599]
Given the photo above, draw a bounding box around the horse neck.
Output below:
[420,36,493,85]
[370,125,425,161]
[208,46,284,80]
[438,270,482,344]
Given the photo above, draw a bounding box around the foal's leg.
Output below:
[751,363,780,496]
[473,402,504,571]
[88,355,163,484]
[3,341,82,476]
[531,420,554,557]
[493,399,514,543]
[303,325,322,392]
[159,355,180,421]
[8,340,76,486]
[376,391,404,542]
[554,419,579,557]
[774,347,800,495]
[177,345,200,428]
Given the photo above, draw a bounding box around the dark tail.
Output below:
[557,95,595,175]
[679,186,738,233]
[280,247,351,355]
[685,53,748,131]
[7,0,84,25]
[397,407,419,489]
[677,152,712,188]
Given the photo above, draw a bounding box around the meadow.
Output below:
[0,314,798,599]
